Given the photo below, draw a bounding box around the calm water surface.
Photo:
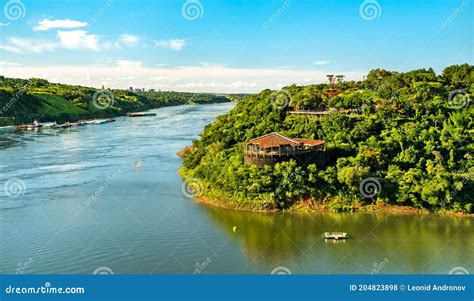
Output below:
[0,103,472,274]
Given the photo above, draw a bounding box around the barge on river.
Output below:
[127,112,157,117]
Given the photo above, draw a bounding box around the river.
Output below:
[0,103,472,274]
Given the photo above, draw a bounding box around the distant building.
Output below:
[244,132,325,167]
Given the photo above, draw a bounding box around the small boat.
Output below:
[40,122,57,129]
[83,119,102,125]
[56,122,72,129]
[97,118,115,124]
[127,112,157,117]
[16,124,41,130]
[16,120,42,131]
[67,121,86,127]
[322,232,348,240]
[98,118,114,124]
[84,118,114,125]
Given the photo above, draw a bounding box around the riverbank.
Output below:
[180,172,474,218]
[0,76,241,126]
[195,191,474,218]
[0,95,232,126]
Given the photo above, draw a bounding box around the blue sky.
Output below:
[0,0,472,92]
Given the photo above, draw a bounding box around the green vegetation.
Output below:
[0,76,236,125]
[181,64,473,214]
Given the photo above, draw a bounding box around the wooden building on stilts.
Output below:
[243,132,325,167]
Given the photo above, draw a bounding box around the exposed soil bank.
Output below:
[191,190,473,218]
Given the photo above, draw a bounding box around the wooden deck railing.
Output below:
[244,148,322,157]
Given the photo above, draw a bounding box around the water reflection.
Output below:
[205,206,473,273]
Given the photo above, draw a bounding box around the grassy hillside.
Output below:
[0,76,238,125]
[181,64,473,214]
[34,94,90,120]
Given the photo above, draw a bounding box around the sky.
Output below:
[0,0,472,93]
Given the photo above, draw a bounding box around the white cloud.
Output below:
[0,61,21,66]
[0,31,100,53]
[0,37,57,54]
[314,60,331,65]
[0,44,24,54]
[119,34,140,46]
[34,19,87,31]
[57,30,100,50]
[154,39,186,51]
[103,41,114,49]
[198,62,225,68]
[0,64,366,93]
[0,30,150,54]
[115,60,143,68]
[149,75,176,81]
[229,81,258,88]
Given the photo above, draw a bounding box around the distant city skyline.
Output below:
[0,0,472,92]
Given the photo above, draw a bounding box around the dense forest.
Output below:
[181,64,473,214]
[0,76,237,125]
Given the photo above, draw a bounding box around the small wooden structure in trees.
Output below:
[244,132,325,167]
